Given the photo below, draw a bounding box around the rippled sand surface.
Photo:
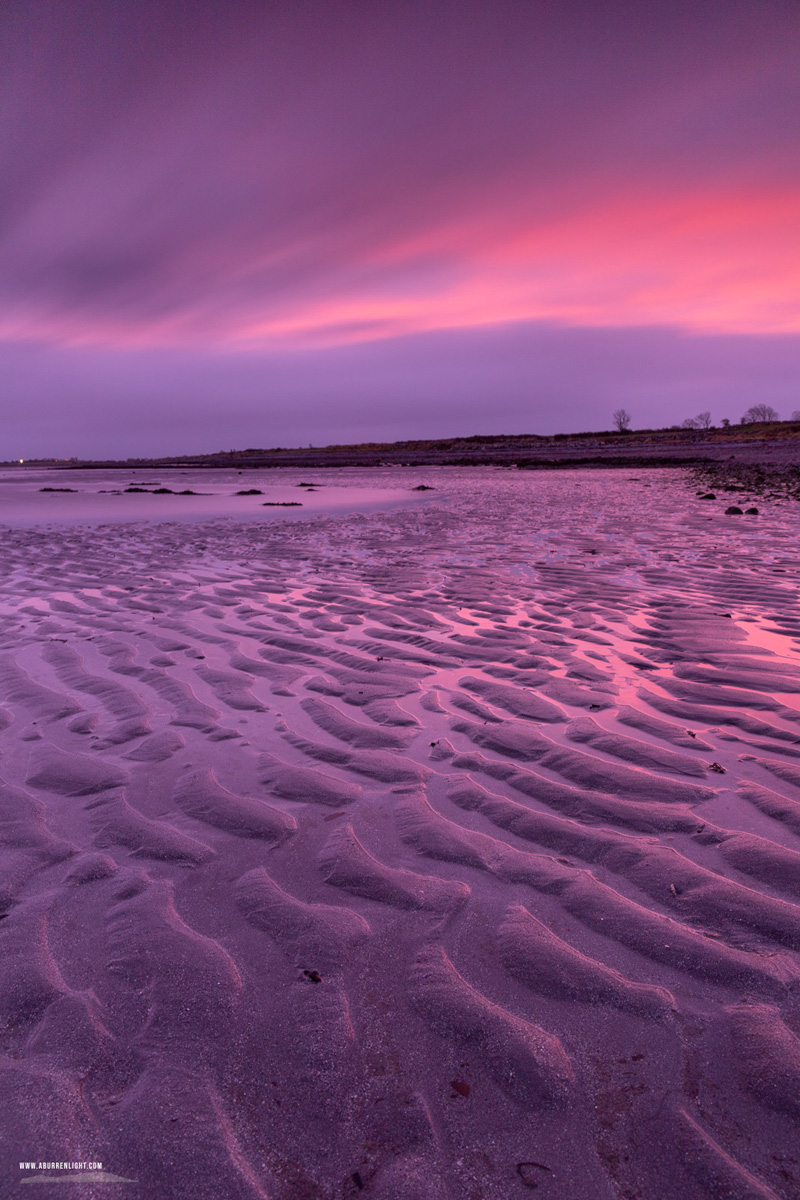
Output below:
[2,466,800,1200]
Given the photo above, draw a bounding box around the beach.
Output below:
[2,463,800,1200]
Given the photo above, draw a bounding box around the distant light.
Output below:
[18,459,23,464]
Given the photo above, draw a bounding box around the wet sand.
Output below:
[2,465,799,1200]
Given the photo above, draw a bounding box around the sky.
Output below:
[3,0,800,457]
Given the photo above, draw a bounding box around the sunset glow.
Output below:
[3,0,800,454]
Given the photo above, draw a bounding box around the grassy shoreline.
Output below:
[6,419,800,471]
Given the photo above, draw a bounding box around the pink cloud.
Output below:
[1,0,799,351]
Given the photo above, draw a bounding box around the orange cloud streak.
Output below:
[4,182,799,351]
[230,183,800,346]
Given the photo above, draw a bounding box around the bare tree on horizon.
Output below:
[682,411,712,430]
[612,408,632,432]
[741,404,780,423]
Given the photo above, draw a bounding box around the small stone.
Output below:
[745,507,759,515]
[725,505,743,515]
[517,1162,552,1188]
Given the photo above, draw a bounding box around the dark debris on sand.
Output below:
[693,461,800,502]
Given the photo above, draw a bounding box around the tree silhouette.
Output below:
[741,404,779,423]
[612,408,631,432]
[682,412,711,430]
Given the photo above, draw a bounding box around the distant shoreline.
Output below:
[5,421,800,471]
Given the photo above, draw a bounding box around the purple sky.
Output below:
[3,0,800,457]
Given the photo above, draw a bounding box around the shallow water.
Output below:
[0,465,423,526]
[2,465,800,1200]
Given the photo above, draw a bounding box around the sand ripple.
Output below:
[1,465,800,1198]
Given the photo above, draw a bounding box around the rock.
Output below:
[725,505,743,515]
[699,493,716,500]
[745,507,759,515]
